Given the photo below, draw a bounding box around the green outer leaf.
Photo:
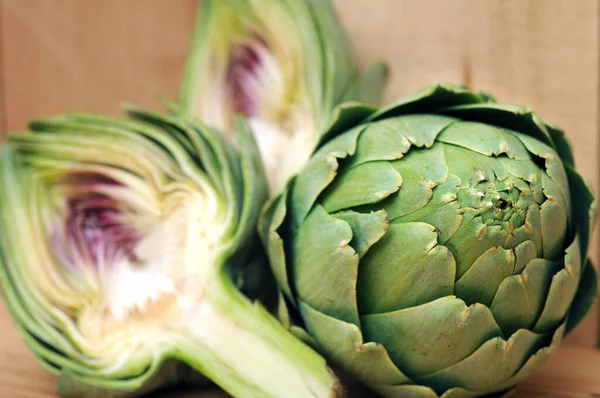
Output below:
[566,260,598,335]
[367,83,485,122]
[545,123,574,166]
[372,384,438,398]
[137,100,226,192]
[226,116,268,253]
[349,115,456,167]
[178,0,218,112]
[292,205,360,326]
[385,143,451,222]
[332,210,389,258]
[454,246,515,307]
[439,103,554,149]
[320,161,402,212]
[318,102,377,147]
[303,0,356,125]
[489,258,562,335]
[435,120,531,160]
[56,359,205,398]
[361,297,502,378]
[298,300,413,386]
[290,125,363,227]
[417,329,546,394]
[260,185,295,302]
[496,324,566,391]
[340,62,389,107]
[533,236,582,333]
[565,164,597,261]
[357,223,455,314]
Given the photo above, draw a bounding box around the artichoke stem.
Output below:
[174,274,342,398]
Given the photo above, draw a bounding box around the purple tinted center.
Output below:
[54,173,141,269]
[226,34,268,117]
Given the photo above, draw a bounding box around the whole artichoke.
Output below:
[261,83,598,397]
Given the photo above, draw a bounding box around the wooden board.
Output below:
[0,0,197,133]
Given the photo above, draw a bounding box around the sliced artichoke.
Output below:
[0,108,340,397]
[179,0,388,194]
[261,83,598,397]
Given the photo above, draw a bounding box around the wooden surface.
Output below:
[0,0,197,132]
[0,0,599,396]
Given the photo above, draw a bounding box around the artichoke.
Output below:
[179,0,388,194]
[261,83,598,397]
[0,107,340,397]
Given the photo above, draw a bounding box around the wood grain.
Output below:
[0,0,198,132]
[333,0,600,347]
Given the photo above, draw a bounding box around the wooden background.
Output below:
[0,0,598,396]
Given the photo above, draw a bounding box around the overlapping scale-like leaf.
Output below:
[357,223,455,314]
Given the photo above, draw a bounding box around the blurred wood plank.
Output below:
[0,0,198,132]
[333,0,600,347]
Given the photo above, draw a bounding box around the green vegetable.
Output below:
[179,0,388,195]
[261,83,598,397]
[0,107,341,397]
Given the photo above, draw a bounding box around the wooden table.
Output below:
[0,300,597,398]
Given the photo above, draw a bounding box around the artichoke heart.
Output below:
[0,108,340,398]
[180,0,388,195]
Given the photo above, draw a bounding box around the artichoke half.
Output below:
[261,83,598,397]
[0,108,340,397]
[179,0,388,195]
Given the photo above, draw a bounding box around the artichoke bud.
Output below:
[262,83,598,397]
[0,108,340,397]
[180,0,388,195]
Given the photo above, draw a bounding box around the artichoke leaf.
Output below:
[361,297,502,378]
[533,235,582,333]
[179,0,387,195]
[417,329,546,394]
[293,205,360,326]
[565,259,598,335]
[298,300,413,386]
[357,223,456,313]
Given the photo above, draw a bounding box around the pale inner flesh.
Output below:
[42,172,215,352]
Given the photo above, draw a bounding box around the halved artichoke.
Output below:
[0,108,340,397]
[261,83,598,397]
[179,0,388,194]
